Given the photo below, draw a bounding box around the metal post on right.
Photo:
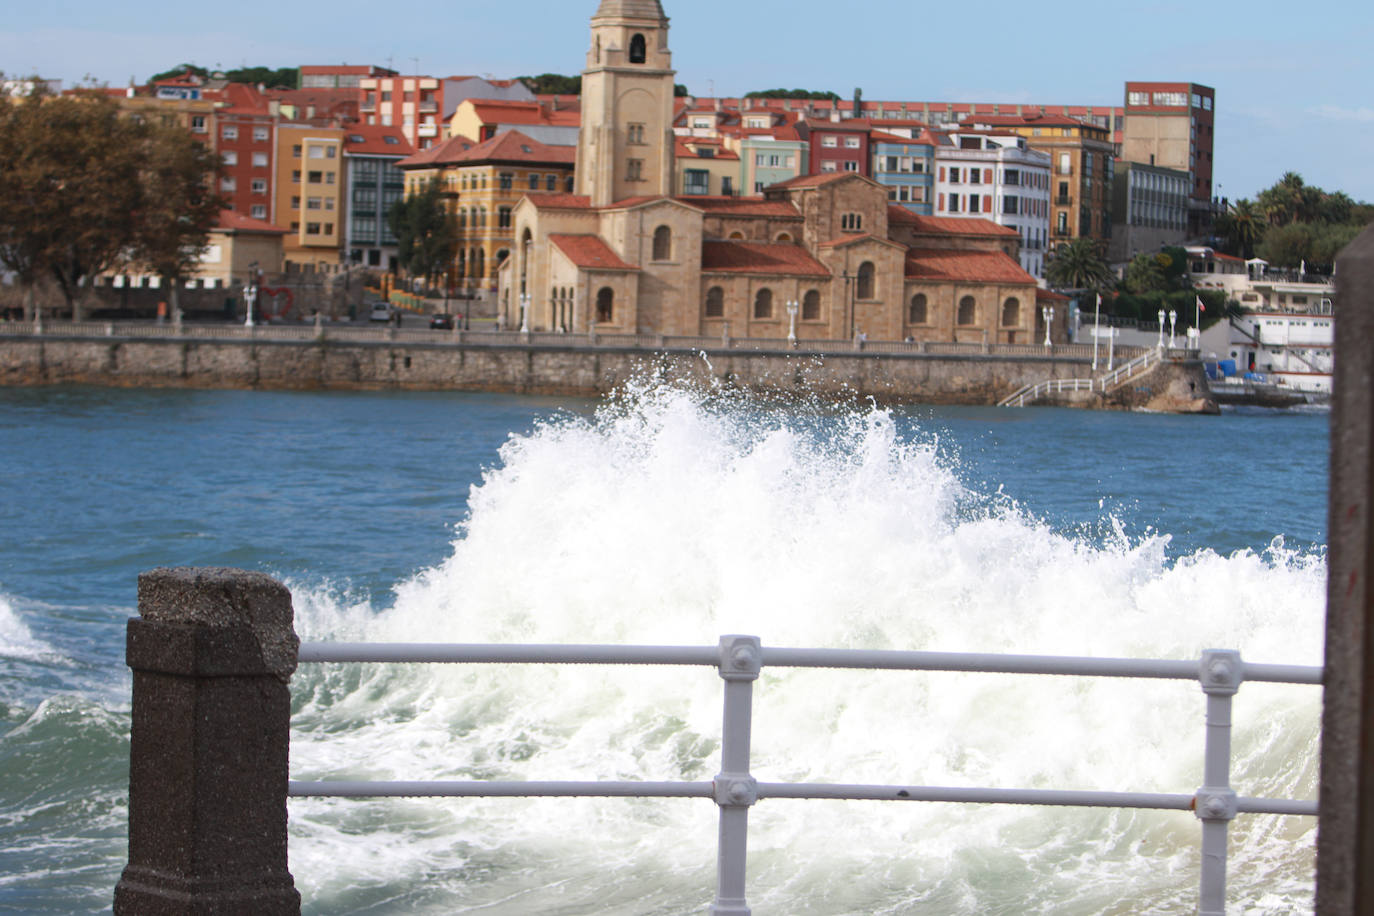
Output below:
[1196,649,1242,915]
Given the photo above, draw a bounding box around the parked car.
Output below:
[430,313,454,330]
[367,303,392,323]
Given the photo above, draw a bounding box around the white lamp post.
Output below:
[1168,309,1177,348]
[1108,326,1116,370]
[1091,294,1100,370]
[519,292,530,333]
[1157,309,1166,349]
[1042,305,1054,347]
[244,262,259,327]
[786,299,798,348]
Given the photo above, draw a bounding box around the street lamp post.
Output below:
[1091,294,1100,370]
[1168,309,1177,348]
[786,299,798,348]
[244,262,259,328]
[1157,308,1166,349]
[1042,305,1054,348]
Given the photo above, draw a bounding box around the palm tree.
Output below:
[1227,199,1261,259]
[1044,238,1114,292]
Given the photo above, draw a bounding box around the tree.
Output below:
[519,73,581,95]
[743,88,840,100]
[388,178,458,291]
[148,64,209,84]
[0,89,223,319]
[1044,238,1114,292]
[224,66,298,89]
[129,121,227,317]
[1123,252,1166,293]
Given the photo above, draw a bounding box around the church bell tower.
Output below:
[575,0,677,207]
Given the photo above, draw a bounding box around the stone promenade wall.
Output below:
[0,333,1211,410]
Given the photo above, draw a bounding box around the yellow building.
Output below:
[398,130,575,291]
[674,137,740,197]
[273,124,346,272]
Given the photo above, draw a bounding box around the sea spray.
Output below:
[285,382,1324,914]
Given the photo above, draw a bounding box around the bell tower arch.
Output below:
[576,0,677,206]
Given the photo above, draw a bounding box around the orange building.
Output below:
[273,124,346,272]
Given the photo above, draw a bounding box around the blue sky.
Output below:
[6,0,1372,202]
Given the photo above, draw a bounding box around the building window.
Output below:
[250,205,267,219]
[683,169,709,195]
[220,177,236,192]
[627,122,645,145]
[822,136,838,148]
[753,288,773,319]
[949,167,961,183]
[628,159,644,181]
[629,33,647,64]
[251,179,267,194]
[222,151,238,166]
[704,286,724,317]
[252,152,268,167]
[528,173,540,190]
[840,213,862,231]
[856,261,875,300]
[652,225,672,261]
[969,169,981,184]
[306,222,321,235]
[498,206,512,228]
[820,161,838,173]
[721,176,733,196]
[190,116,207,133]
[843,161,859,172]
[499,172,512,189]
[957,296,977,326]
[802,289,820,320]
[948,193,960,212]
[253,127,268,141]
[596,287,614,322]
[844,136,860,149]
[222,126,238,140]
[909,293,928,324]
[1001,297,1020,327]
[968,194,980,212]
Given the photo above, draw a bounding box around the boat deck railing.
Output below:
[293,637,1321,916]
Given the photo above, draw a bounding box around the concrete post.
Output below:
[1317,223,1374,914]
[114,567,301,915]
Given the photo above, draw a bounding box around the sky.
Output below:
[5,0,1373,203]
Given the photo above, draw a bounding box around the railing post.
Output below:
[1196,649,1242,916]
[114,567,301,915]
[710,635,761,916]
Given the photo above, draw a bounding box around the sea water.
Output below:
[0,382,1326,914]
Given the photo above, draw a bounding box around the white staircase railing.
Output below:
[999,347,1166,407]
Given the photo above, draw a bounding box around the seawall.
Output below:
[0,327,1214,411]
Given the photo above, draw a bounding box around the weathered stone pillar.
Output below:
[1317,223,1374,914]
[114,567,301,915]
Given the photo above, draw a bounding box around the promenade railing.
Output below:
[7,319,1146,362]
[116,568,1321,916]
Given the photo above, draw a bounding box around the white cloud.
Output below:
[1310,104,1374,123]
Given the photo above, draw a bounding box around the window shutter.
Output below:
[984,168,993,184]
[983,196,992,213]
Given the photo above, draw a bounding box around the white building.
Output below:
[1190,246,1335,394]
[935,131,1051,279]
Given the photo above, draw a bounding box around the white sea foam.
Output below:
[286,383,1324,914]
[0,593,57,663]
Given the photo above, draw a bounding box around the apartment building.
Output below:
[935,131,1051,279]
[870,129,937,216]
[343,125,414,270]
[274,125,346,271]
[795,119,871,177]
[734,127,808,194]
[1109,161,1191,262]
[215,85,276,221]
[1123,81,1216,237]
[676,137,739,197]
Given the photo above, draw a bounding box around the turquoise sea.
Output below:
[0,383,1327,913]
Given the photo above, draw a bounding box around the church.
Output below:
[497,0,1046,345]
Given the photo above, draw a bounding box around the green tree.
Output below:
[388,178,458,291]
[148,64,210,83]
[1044,238,1114,292]
[129,121,227,317]
[519,73,581,95]
[743,88,840,100]
[225,66,298,89]
[1123,252,1166,293]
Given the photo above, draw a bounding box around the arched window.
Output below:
[629,34,647,64]
[652,225,672,261]
[496,248,510,266]
[909,293,928,325]
[596,287,614,322]
[957,295,977,326]
[802,289,820,320]
[473,248,484,279]
[728,231,745,240]
[1001,297,1020,327]
[456,248,466,278]
[753,288,773,319]
[776,232,793,242]
[457,208,467,228]
[704,286,724,317]
[856,261,875,299]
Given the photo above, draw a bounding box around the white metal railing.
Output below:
[999,346,1179,407]
[998,376,1097,407]
[291,637,1321,916]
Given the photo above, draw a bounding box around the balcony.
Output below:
[1055,195,1072,205]
[418,124,438,138]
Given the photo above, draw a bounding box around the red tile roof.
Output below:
[214,210,288,234]
[887,208,1019,237]
[437,129,575,166]
[905,248,1035,284]
[526,192,594,210]
[674,139,740,160]
[680,197,801,218]
[701,241,830,277]
[396,133,478,167]
[766,172,852,190]
[550,235,638,270]
[344,124,415,156]
[958,113,1095,130]
[466,99,581,128]
[1037,288,1071,301]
